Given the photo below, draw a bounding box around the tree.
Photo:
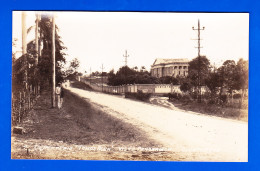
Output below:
[205,71,222,96]
[218,60,240,96]
[159,76,179,85]
[107,66,160,86]
[37,13,67,87]
[236,58,248,98]
[187,56,210,101]
[188,56,210,86]
[180,82,192,93]
[65,58,80,80]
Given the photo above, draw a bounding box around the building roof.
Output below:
[152,58,190,66]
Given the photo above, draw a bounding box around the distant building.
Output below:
[151,58,189,78]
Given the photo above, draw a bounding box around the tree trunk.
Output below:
[51,14,56,108]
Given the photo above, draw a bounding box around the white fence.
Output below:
[82,80,184,94]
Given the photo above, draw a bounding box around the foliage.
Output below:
[218,60,240,95]
[236,58,248,97]
[38,14,67,86]
[107,66,160,86]
[188,56,211,87]
[180,82,192,93]
[65,58,81,80]
[159,76,179,85]
[205,71,222,95]
[125,90,152,101]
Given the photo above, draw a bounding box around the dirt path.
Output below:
[11,90,178,161]
[67,87,248,162]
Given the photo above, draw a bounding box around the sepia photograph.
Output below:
[11,11,248,162]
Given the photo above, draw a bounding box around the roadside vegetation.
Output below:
[12,89,177,160]
[125,90,152,102]
[166,92,247,121]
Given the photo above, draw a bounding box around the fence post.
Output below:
[18,91,22,123]
[23,91,26,114]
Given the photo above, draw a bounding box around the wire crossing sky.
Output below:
[13,12,249,74]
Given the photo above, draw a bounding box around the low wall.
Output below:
[83,80,183,94]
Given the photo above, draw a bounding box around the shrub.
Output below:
[219,95,228,104]
[180,94,192,103]
[125,90,151,102]
[71,81,92,90]
[168,93,180,100]
[233,94,242,99]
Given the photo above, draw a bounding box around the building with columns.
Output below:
[151,58,189,78]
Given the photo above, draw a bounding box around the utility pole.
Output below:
[100,64,104,92]
[22,11,28,90]
[35,12,40,95]
[51,14,56,108]
[192,19,205,103]
[89,67,92,84]
[35,12,39,65]
[123,50,129,93]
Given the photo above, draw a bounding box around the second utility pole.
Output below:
[192,19,205,103]
[101,64,104,92]
[123,50,129,94]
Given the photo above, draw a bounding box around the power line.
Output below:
[192,19,205,103]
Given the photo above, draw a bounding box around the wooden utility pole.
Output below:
[100,64,104,92]
[192,20,205,103]
[51,14,56,107]
[35,12,39,65]
[34,12,40,95]
[123,50,129,93]
[89,67,92,84]
[123,50,129,67]
[22,11,28,90]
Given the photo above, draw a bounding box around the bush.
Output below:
[70,81,93,90]
[233,94,242,99]
[219,95,228,104]
[180,94,192,103]
[125,90,151,101]
[168,93,180,100]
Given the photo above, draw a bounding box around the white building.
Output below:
[151,58,189,78]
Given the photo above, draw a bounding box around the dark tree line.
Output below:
[106,56,248,103]
[179,56,248,103]
[107,66,181,86]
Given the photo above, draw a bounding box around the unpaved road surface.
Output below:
[67,87,248,162]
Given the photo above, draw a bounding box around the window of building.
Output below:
[179,66,182,69]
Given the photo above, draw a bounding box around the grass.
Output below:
[70,81,93,91]
[12,89,177,160]
[169,99,248,122]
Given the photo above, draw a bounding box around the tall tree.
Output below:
[188,56,210,98]
[37,13,66,87]
[218,60,240,97]
[65,58,80,80]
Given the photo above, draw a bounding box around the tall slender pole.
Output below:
[192,20,205,103]
[35,13,39,65]
[51,14,56,107]
[22,12,28,90]
[101,64,104,92]
[123,50,129,93]
[89,67,92,84]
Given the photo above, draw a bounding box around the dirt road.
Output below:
[67,87,248,162]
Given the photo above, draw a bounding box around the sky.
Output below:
[12,11,249,74]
